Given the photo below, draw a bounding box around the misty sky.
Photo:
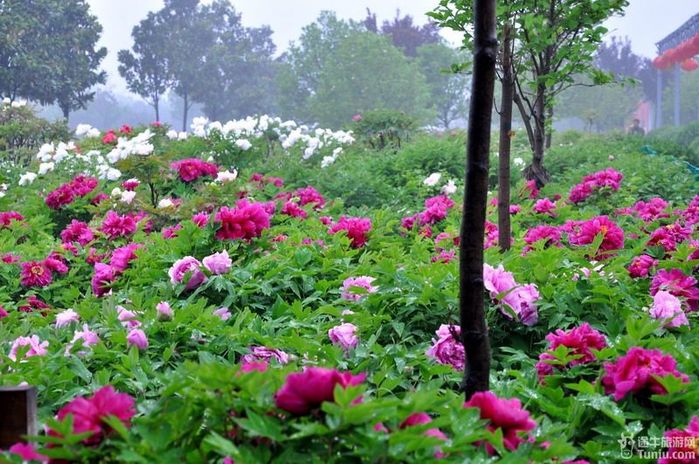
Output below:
[88,0,699,95]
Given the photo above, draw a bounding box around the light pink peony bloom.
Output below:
[168,256,207,290]
[328,323,359,351]
[483,264,539,325]
[341,276,378,301]
[649,291,689,328]
[55,309,80,328]
[126,328,148,350]
[66,324,100,355]
[202,250,232,275]
[9,335,49,361]
[156,301,173,321]
[426,324,465,370]
[241,346,290,365]
[213,307,231,321]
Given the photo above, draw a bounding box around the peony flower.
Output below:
[213,307,231,321]
[240,360,268,374]
[627,255,658,279]
[192,212,209,228]
[483,264,539,325]
[215,200,271,241]
[649,291,689,328]
[281,201,308,219]
[602,347,689,401]
[241,346,290,365]
[161,224,182,239]
[110,243,142,272]
[0,210,24,227]
[464,391,536,453]
[341,276,378,301]
[20,261,53,287]
[66,324,101,355]
[126,328,148,350]
[156,301,173,321]
[9,335,49,361]
[523,225,562,254]
[295,186,326,209]
[328,216,372,248]
[567,216,624,257]
[170,158,219,182]
[648,222,692,253]
[399,413,448,458]
[274,367,365,415]
[91,263,118,297]
[55,309,80,328]
[659,416,699,464]
[52,386,135,445]
[168,256,207,290]
[423,173,442,187]
[426,324,465,370]
[122,178,140,191]
[8,442,47,462]
[533,198,557,216]
[60,220,94,246]
[536,323,607,380]
[100,211,137,239]
[650,269,699,311]
[441,179,457,195]
[525,179,539,199]
[328,323,359,351]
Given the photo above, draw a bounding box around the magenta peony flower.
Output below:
[533,198,557,216]
[241,346,290,365]
[274,367,365,415]
[567,216,624,257]
[110,243,142,272]
[509,204,521,215]
[8,335,49,361]
[60,220,94,246]
[126,328,148,350]
[525,179,539,199]
[523,225,562,254]
[8,442,46,462]
[426,324,465,370]
[215,200,271,241]
[156,301,173,321]
[52,386,135,445]
[18,295,49,314]
[602,347,689,401]
[121,178,140,191]
[0,211,24,227]
[69,175,98,197]
[627,254,658,279]
[20,261,53,287]
[45,184,75,209]
[328,322,359,351]
[648,222,692,253]
[329,216,372,248]
[100,211,137,239]
[281,200,308,219]
[536,323,607,380]
[659,416,699,464]
[399,413,448,458]
[239,361,268,373]
[649,291,689,328]
[168,256,207,290]
[630,197,670,222]
[0,305,8,319]
[91,263,118,297]
[170,158,219,182]
[651,268,699,311]
[161,224,182,239]
[341,276,378,301]
[191,211,210,228]
[295,186,326,209]
[464,391,537,453]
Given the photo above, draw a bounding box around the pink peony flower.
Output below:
[100,211,137,239]
[329,216,372,248]
[9,442,47,462]
[126,328,148,350]
[241,346,290,365]
[567,216,624,257]
[509,204,521,215]
[0,305,8,319]
[102,130,117,144]
[91,263,118,297]
[341,276,378,301]
[20,261,53,287]
[536,323,607,380]
[192,211,210,228]
[161,224,182,239]
[649,291,689,328]
[328,322,359,351]
[274,367,366,415]
[9,335,49,361]
[483,264,539,325]
[60,220,94,246]
[523,225,562,254]
[168,256,207,290]
[239,361,268,373]
[295,186,326,209]
[202,250,232,275]
[525,179,539,199]
[69,176,98,197]
[110,243,142,272]
[66,324,101,355]
[426,324,465,370]
[602,347,689,401]
[464,391,537,453]
[648,222,692,253]
[55,309,80,328]
[170,158,219,182]
[627,255,658,279]
[533,198,557,216]
[399,413,448,458]
[156,301,173,321]
[215,200,271,241]
[281,200,308,219]
[213,307,231,320]
[659,416,699,464]
[52,386,135,445]
[651,269,699,311]
[0,211,24,227]
[630,197,670,222]
[432,249,456,263]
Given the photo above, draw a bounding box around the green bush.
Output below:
[351,109,419,150]
[0,105,70,166]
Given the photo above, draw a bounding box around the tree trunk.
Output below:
[460,0,496,400]
[61,105,70,121]
[523,84,550,187]
[182,90,189,132]
[545,105,553,149]
[498,23,513,253]
[154,95,160,123]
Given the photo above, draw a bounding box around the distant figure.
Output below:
[627,118,645,136]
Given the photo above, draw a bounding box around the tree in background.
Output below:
[190,1,277,121]
[118,12,172,122]
[309,32,431,128]
[277,12,360,122]
[416,43,469,129]
[596,36,656,102]
[0,0,106,121]
[364,9,442,57]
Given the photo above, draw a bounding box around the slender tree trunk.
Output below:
[524,84,550,187]
[545,106,553,149]
[154,95,160,123]
[61,105,70,122]
[182,90,188,132]
[498,23,513,253]
[460,0,496,400]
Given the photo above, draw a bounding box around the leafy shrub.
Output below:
[351,109,419,149]
[0,105,70,166]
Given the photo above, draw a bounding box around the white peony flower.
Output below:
[166,130,179,140]
[423,173,442,187]
[75,124,94,137]
[111,187,122,197]
[215,170,238,183]
[105,168,122,181]
[19,172,37,186]
[235,139,252,151]
[120,191,136,204]
[441,179,457,195]
[38,162,55,175]
[158,198,174,209]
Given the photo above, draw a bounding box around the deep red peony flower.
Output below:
[20,261,53,287]
[100,211,137,239]
[215,200,271,241]
[274,367,365,415]
[171,158,219,182]
[464,391,536,453]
